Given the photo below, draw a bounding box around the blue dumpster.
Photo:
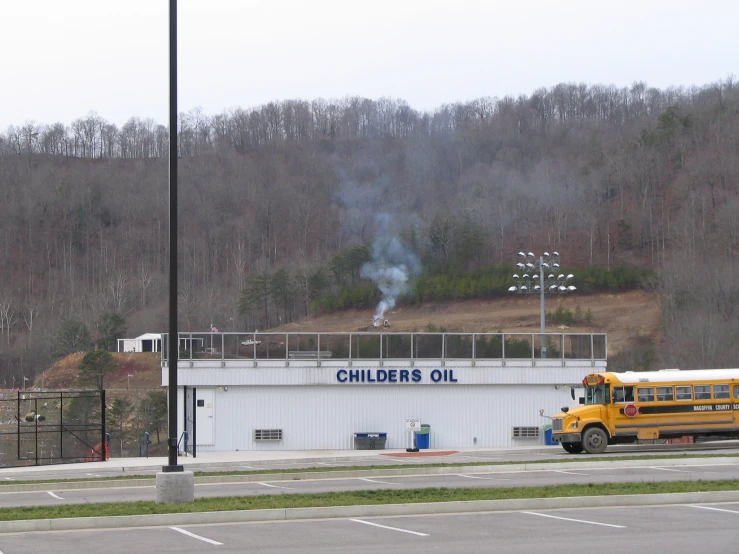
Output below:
[415,424,431,449]
[354,432,387,450]
[544,427,555,445]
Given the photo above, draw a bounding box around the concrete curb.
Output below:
[2,456,737,493]
[1,490,739,533]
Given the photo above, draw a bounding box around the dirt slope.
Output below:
[274,290,661,356]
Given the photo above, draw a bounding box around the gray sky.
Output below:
[1,0,737,128]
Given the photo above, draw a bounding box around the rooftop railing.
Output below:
[162,332,606,362]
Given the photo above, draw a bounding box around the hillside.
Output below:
[33,290,659,390]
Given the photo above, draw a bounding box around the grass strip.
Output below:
[0,480,738,521]
[0,452,737,487]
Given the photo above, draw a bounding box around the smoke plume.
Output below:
[360,218,421,323]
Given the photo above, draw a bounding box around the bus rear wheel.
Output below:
[562,442,584,454]
[582,427,608,454]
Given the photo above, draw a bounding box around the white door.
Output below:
[196,388,215,446]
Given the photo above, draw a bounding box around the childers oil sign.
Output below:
[336,368,459,383]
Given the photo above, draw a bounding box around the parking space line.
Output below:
[171,527,223,545]
[551,469,588,476]
[257,482,292,489]
[689,505,739,515]
[47,492,64,500]
[522,512,626,528]
[350,519,429,536]
[650,466,689,472]
[358,478,398,485]
[455,474,510,481]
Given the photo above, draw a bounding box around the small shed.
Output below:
[117,333,162,353]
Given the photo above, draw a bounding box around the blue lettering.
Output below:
[412,369,422,382]
[388,370,397,383]
[399,369,409,382]
[337,370,347,383]
[431,369,442,382]
[367,370,376,383]
[449,369,458,382]
[377,369,387,382]
[349,369,360,382]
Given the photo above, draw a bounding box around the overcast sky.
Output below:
[1,0,737,128]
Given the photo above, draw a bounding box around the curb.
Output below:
[1,490,739,533]
[1,456,737,493]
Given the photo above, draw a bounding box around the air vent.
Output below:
[254,429,283,441]
[512,426,539,439]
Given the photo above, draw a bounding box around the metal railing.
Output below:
[162,332,606,362]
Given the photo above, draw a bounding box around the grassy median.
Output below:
[1,480,738,521]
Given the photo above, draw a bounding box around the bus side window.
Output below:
[637,387,654,402]
[713,384,730,399]
[676,386,692,401]
[695,385,711,400]
[615,386,635,402]
[734,385,739,399]
[656,386,674,401]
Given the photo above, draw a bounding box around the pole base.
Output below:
[156,470,194,503]
[406,448,419,452]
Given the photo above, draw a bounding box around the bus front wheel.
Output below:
[582,427,608,454]
[562,442,584,454]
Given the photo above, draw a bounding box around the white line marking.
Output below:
[316,462,335,466]
[689,505,739,515]
[358,478,398,485]
[650,466,689,472]
[170,526,223,545]
[522,511,626,528]
[240,466,256,469]
[551,469,589,476]
[350,519,429,536]
[86,473,101,477]
[47,492,64,500]
[456,474,510,481]
[256,482,292,489]
[4,477,15,481]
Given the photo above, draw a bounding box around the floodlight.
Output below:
[526,263,535,269]
[518,252,525,257]
[520,285,528,291]
[548,274,554,279]
[567,274,574,279]
[567,286,577,291]
[508,286,517,292]
[558,274,565,279]
[553,251,559,256]
[559,286,567,291]
[516,263,525,269]
[527,252,535,257]
[543,252,550,257]
[522,274,529,279]
[552,263,560,268]
[534,285,541,291]
[513,274,520,279]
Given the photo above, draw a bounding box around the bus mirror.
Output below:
[570,388,575,400]
[578,397,585,405]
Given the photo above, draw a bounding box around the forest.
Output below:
[0,78,738,383]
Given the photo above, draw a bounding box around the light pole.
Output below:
[508,251,575,358]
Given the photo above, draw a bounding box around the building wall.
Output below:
[169,361,602,451]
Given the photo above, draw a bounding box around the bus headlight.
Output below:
[569,422,578,430]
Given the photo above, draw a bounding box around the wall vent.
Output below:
[254,429,283,441]
[512,426,539,439]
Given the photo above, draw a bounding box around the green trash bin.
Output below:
[415,424,431,449]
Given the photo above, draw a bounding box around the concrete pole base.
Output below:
[156,470,195,503]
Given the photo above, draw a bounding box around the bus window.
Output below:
[675,386,692,401]
[656,386,674,401]
[637,387,654,402]
[695,385,711,400]
[713,384,730,399]
[612,386,634,403]
[734,385,739,399]
[585,384,610,405]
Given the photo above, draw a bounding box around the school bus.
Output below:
[551,369,739,454]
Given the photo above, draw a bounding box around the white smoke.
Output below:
[360,223,421,323]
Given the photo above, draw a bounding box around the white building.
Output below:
[118,333,162,353]
[161,331,607,452]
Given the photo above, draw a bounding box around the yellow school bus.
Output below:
[551,369,739,454]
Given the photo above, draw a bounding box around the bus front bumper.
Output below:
[551,432,581,443]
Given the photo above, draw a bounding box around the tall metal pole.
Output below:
[539,256,546,358]
[165,0,182,472]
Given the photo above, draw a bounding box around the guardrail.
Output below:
[162,332,606,362]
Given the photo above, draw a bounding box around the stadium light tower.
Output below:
[508,251,575,358]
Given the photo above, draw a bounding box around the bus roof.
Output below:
[600,369,739,384]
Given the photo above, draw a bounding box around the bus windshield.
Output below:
[585,384,610,405]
